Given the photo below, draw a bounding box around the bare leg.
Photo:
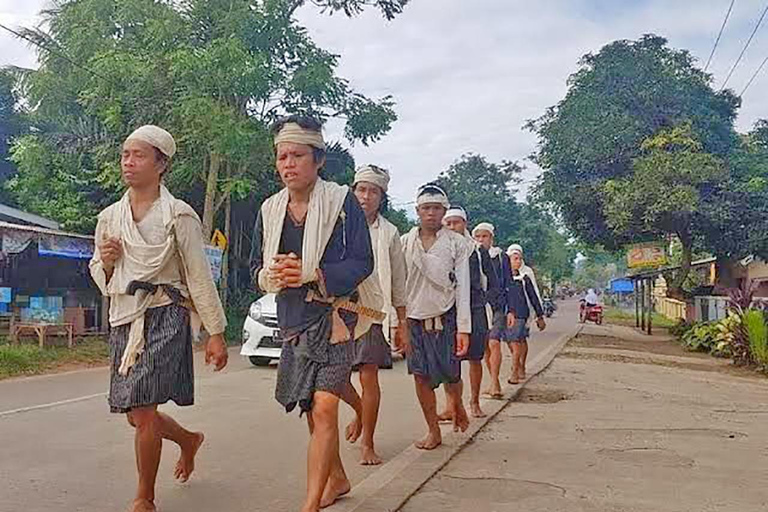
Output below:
[437,384,454,422]
[484,340,503,398]
[468,361,486,418]
[519,341,529,380]
[413,376,442,450]
[320,438,351,508]
[358,364,383,465]
[446,381,469,432]
[152,411,205,483]
[127,406,162,512]
[340,380,363,444]
[303,391,348,512]
[509,343,521,384]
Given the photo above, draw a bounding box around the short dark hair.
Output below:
[271,115,326,164]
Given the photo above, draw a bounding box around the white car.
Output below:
[240,293,282,366]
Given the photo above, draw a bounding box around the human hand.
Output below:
[99,237,122,271]
[205,333,229,371]
[536,317,547,332]
[269,253,302,289]
[506,313,516,328]
[395,324,412,356]
[456,333,470,357]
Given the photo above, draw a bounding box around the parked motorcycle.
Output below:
[579,299,603,325]
[543,298,556,318]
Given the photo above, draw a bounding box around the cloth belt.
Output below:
[126,281,195,312]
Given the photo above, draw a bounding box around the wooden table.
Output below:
[11,322,75,349]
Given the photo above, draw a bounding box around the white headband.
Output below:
[472,222,495,237]
[125,125,176,158]
[354,165,390,193]
[417,190,450,208]
[507,243,524,256]
[274,122,326,150]
[444,208,467,222]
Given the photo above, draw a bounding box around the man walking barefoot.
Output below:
[441,208,500,419]
[347,165,409,466]
[250,116,380,512]
[401,185,471,450]
[90,125,229,512]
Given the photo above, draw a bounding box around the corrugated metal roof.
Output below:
[0,203,60,230]
[0,221,93,240]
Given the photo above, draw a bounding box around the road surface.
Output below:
[0,300,580,512]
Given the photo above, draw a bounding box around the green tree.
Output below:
[435,153,523,248]
[8,0,400,235]
[528,35,740,251]
[0,69,25,202]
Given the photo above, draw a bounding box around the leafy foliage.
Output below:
[743,309,768,367]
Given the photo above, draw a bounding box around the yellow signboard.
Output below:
[211,229,228,251]
[627,243,667,269]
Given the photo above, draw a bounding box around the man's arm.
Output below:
[525,276,545,318]
[454,246,472,334]
[320,192,374,297]
[389,231,408,326]
[249,210,267,293]
[88,215,111,294]
[480,247,501,308]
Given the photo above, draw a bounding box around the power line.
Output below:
[705,0,736,71]
[0,21,107,80]
[720,0,768,90]
[741,53,768,95]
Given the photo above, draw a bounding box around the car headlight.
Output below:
[249,302,262,322]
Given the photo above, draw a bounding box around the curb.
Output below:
[327,324,582,512]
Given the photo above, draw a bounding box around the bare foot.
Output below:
[437,410,453,424]
[320,475,351,508]
[470,402,487,418]
[415,430,442,450]
[360,445,383,466]
[130,498,156,512]
[519,368,527,380]
[174,432,204,483]
[345,417,362,444]
[453,403,470,433]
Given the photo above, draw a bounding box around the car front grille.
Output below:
[259,336,283,349]
[258,315,279,329]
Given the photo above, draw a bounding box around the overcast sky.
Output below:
[2,0,767,207]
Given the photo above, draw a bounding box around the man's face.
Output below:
[474,230,493,249]
[444,216,467,235]
[276,142,322,192]
[354,181,383,218]
[416,203,446,231]
[121,139,164,189]
[510,251,523,270]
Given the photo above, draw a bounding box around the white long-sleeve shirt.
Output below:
[401,227,472,334]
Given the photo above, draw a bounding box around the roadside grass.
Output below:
[604,307,677,329]
[0,336,109,380]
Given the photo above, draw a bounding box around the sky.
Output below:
[2,0,767,209]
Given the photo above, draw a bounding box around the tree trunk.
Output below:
[202,152,221,240]
[668,231,693,298]
[220,193,231,308]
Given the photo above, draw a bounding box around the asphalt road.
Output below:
[0,300,580,512]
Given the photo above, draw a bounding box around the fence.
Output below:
[656,297,687,321]
[693,296,729,322]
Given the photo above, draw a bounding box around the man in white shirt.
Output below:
[347,165,408,466]
[401,184,471,450]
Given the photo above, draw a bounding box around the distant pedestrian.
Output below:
[441,209,500,419]
[504,244,546,384]
[471,222,509,399]
[89,125,229,512]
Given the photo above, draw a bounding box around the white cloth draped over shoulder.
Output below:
[257,178,383,340]
[89,186,226,375]
[365,214,407,341]
[401,227,472,333]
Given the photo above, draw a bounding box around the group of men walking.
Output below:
[89,117,546,512]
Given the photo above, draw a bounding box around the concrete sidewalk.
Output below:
[399,324,768,512]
